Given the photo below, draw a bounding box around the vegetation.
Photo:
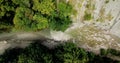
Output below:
[105,0,109,4]
[83,0,94,21]
[84,12,92,20]
[0,0,73,32]
[0,23,13,33]
[0,42,120,63]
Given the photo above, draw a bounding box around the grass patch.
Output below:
[84,13,92,20]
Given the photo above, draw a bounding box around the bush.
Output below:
[84,12,92,20]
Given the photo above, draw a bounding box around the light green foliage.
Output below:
[58,2,72,17]
[13,7,48,31]
[33,13,48,30]
[32,0,55,15]
[13,7,33,31]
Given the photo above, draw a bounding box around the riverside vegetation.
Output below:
[0,42,120,63]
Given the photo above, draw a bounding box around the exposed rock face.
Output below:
[63,0,120,54]
[64,0,120,60]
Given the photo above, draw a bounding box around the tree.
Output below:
[32,0,55,16]
[54,42,88,63]
[49,1,73,31]
[17,54,36,63]
[13,7,34,31]
[0,0,16,33]
[17,54,27,63]
[100,49,108,56]
[33,13,48,30]
[57,2,72,17]
[12,0,31,7]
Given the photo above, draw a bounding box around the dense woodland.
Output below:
[0,0,72,32]
[0,42,120,63]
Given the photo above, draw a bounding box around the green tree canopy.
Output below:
[32,0,55,16]
[0,0,73,32]
[13,7,34,31]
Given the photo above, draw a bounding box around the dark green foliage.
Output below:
[12,0,31,7]
[87,52,95,61]
[0,22,13,33]
[53,42,88,63]
[49,15,72,31]
[0,42,120,63]
[0,41,53,63]
[0,0,73,32]
[100,49,108,56]
[48,1,72,31]
[107,49,120,56]
[26,42,52,63]
[0,48,23,63]
[17,42,53,63]
[99,48,120,57]
[0,0,16,33]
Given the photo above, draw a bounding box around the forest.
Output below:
[0,42,120,63]
[0,0,72,32]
